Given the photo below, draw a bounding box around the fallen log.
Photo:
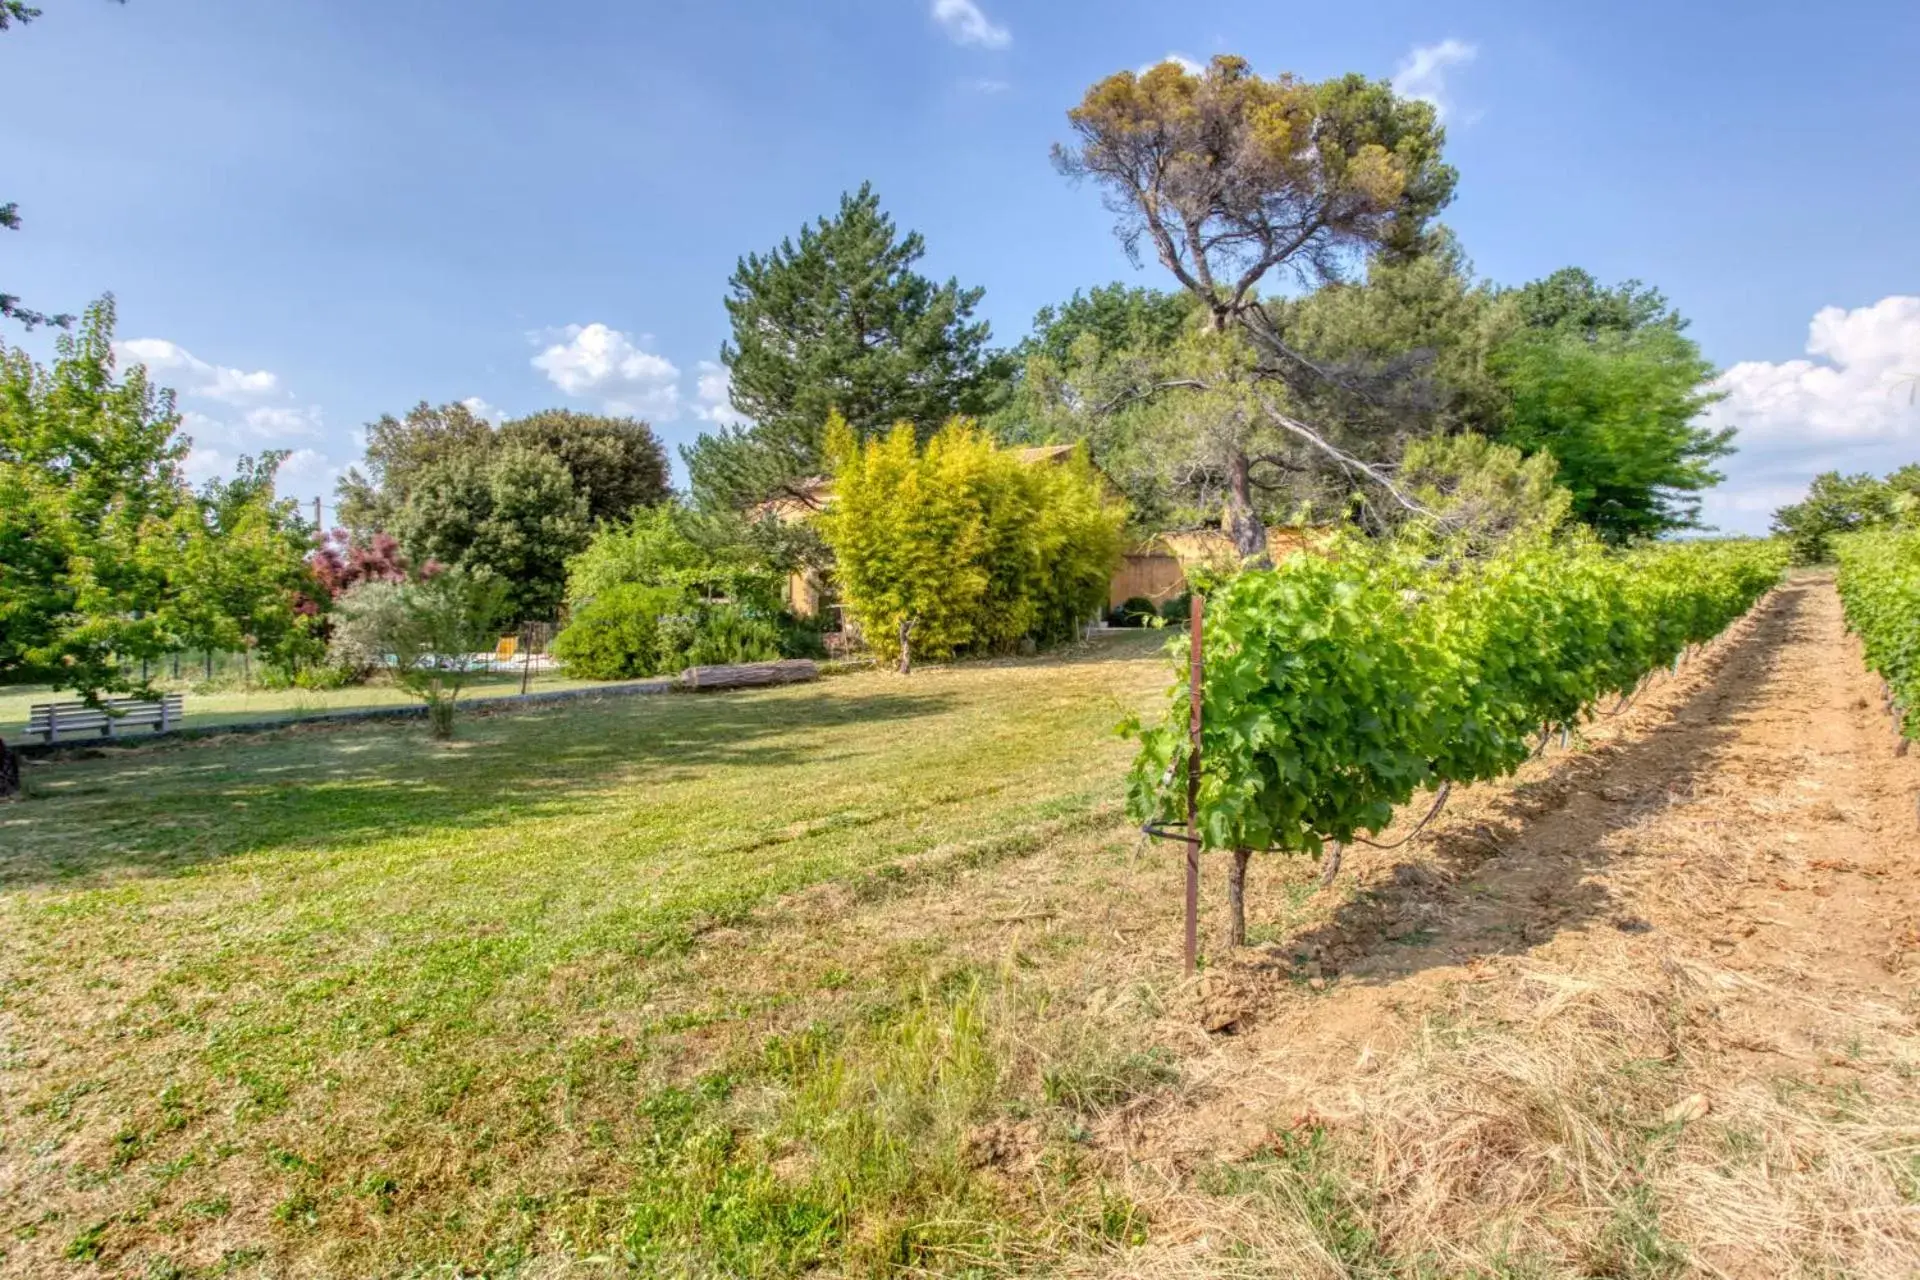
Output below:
[679,659,820,691]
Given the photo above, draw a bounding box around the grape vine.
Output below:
[1124,531,1787,938]
[1835,529,1920,741]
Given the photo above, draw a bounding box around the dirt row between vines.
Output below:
[1051,574,1920,1277]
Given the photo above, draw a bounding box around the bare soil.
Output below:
[1072,575,1920,1276]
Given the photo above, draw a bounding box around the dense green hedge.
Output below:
[1126,533,1787,855]
[1835,529,1920,740]
[553,585,784,680]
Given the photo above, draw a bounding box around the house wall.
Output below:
[1105,526,1320,609]
[1108,553,1188,608]
[787,569,823,618]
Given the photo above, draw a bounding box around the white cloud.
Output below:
[116,337,337,497]
[931,0,1009,49]
[691,360,749,428]
[181,444,336,499]
[1139,53,1205,76]
[1710,296,1920,446]
[460,395,504,424]
[966,77,1012,94]
[1392,39,1477,121]
[530,322,682,420]
[115,337,279,404]
[241,404,323,439]
[272,448,339,500]
[1699,295,1920,534]
[175,403,329,486]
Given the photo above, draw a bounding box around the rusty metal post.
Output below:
[1185,592,1204,974]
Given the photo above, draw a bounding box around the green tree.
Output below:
[819,416,1123,672]
[1492,325,1731,542]
[1055,55,1456,555]
[1509,267,1682,341]
[335,400,494,535]
[163,451,323,683]
[0,299,184,687]
[1011,284,1200,371]
[340,403,669,544]
[986,285,1201,532]
[684,183,1012,510]
[1771,469,1911,564]
[1397,432,1571,551]
[1270,237,1515,448]
[563,503,785,614]
[469,446,593,617]
[497,409,670,524]
[0,297,184,793]
[328,571,506,739]
[392,445,591,621]
[1892,464,1920,522]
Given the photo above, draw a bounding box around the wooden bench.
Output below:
[26,694,184,743]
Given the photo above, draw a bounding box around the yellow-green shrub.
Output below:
[819,417,1124,666]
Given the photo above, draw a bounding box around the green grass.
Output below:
[0,634,1168,1277]
[0,670,616,740]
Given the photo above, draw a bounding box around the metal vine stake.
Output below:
[1137,592,1207,974]
[1183,592,1203,974]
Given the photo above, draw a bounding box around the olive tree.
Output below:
[329,571,506,738]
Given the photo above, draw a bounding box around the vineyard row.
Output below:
[1127,533,1789,857]
[1836,529,1920,743]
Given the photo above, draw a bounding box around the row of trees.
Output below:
[304,53,1745,701]
[333,402,670,620]
[6,45,1748,785]
[0,301,322,788]
[1771,465,1920,563]
[669,57,1732,561]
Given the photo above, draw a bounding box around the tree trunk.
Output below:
[1224,450,1269,565]
[897,617,915,676]
[1226,847,1252,947]
[0,736,18,801]
[1318,841,1344,888]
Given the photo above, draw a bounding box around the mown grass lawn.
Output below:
[0,669,607,740]
[0,635,1168,1278]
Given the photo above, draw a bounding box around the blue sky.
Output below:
[7,0,1917,533]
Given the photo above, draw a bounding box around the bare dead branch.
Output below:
[1249,391,1436,519]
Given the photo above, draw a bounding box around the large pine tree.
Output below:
[684,183,1011,510]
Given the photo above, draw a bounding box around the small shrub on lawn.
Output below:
[326,571,506,738]
[551,583,682,679]
[682,604,784,668]
[555,591,788,679]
